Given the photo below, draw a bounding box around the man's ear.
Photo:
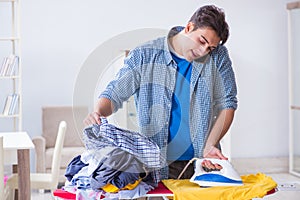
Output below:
[185,22,195,33]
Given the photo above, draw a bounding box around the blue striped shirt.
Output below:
[83,117,160,183]
[100,26,238,179]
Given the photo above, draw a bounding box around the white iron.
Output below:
[190,158,243,187]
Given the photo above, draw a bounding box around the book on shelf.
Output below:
[2,95,13,115]
[0,57,8,76]
[2,94,19,116]
[8,93,19,115]
[0,54,19,77]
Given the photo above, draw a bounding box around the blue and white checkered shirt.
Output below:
[84,117,160,168]
[83,117,161,183]
[100,26,238,179]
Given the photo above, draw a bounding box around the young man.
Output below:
[84,5,237,180]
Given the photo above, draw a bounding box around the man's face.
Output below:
[182,23,221,62]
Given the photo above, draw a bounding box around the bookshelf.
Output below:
[0,0,22,131]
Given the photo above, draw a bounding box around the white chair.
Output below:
[33,106,87,183]
[6,121,67,197]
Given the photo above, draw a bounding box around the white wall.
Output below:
[18,0,292,167]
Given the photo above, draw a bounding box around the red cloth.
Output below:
[53,189,76,200]
[147,182,173,195]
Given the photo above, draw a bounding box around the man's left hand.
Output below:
[203,146,228,160]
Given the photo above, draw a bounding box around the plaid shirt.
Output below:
[83,117,161,183]
[100,26,238,179]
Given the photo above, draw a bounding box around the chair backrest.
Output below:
[0,136,4,200]
[42,106,88,148]
[51,121,67,186]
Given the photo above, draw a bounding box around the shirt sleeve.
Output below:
[99,48,142,112]
[212,45,238,112]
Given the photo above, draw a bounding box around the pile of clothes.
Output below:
[63,117,161,199]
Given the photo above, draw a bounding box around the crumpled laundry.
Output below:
[64,117,161,199]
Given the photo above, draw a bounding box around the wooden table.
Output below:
[1,132,34,200]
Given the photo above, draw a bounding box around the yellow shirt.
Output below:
[162,173,277,200]
[102,179,141,193]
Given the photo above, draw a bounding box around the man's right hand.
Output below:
[83,112,101,126]
[83,98,114,126]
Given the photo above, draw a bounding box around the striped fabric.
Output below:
[83,117,160,168]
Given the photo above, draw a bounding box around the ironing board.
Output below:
[53,182,173,200]
[52,181,276,200]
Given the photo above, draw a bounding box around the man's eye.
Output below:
[209,47,216,52]
[199,40,206,45]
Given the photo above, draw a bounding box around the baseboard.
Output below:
[231,157,289,175]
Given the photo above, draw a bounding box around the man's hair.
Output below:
[189,5,229,45]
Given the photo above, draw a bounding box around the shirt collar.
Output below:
[163,26,185,66]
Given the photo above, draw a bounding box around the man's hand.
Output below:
[201,159,223,172]
[203,145,228,160]
[83,112,101,126]
[83,98,114,126]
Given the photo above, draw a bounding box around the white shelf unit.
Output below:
[287,1,300,177]
[0,0,22,131]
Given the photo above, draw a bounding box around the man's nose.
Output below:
[194,49,202,55]
[198,43,210,53]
